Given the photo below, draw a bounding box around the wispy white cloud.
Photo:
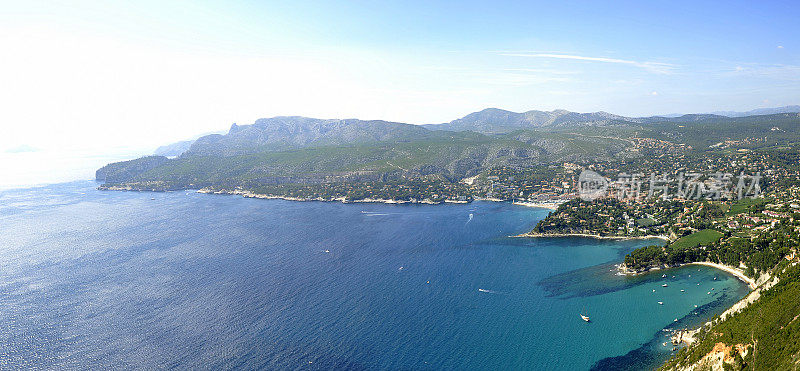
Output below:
[503,68,579,75]
[730,64,800,81]
[498,53,676,74]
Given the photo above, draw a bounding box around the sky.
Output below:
[1,0,799,187]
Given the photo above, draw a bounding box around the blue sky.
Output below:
[1,0,799,186]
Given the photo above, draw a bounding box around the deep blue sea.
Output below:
[0,181,750,370]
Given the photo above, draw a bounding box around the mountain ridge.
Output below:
[153,106,800,155]
[422,107,636,133]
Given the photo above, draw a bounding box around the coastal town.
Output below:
[92,117,800,370]
[514,154,800,369]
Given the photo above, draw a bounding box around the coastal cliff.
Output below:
[660,260,799,371]
[531,193,800,370]
[96,156,169,184]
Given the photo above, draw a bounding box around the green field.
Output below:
[670,229,724,249]
[726,197,770,215]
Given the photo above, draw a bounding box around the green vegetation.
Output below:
[96,156,169,184]
[662,263,800,371]
[727,197,769,216]
[670,229,724,249]
[531,198,629,236]
[531,198,689,238]
[623,230,723,272]
[95,109,800,369]
[624,245,667,271]
[623,217,797,278]
[98,111,800,203]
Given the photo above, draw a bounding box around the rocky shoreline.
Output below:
[99,185,483,205]
[199,188,461,204]
[515,232,671,241]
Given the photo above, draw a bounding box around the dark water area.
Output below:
[0,181,749,369]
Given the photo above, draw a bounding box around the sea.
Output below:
[0,181,750,370]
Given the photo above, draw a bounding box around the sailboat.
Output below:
[580,306,590,322]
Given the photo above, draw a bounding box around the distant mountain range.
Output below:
[421,108,633,133]
[709,105,800,117]
[421,106,800,134]
[96,107,800,191]
[156,106,800,157]
[659,105,800,118]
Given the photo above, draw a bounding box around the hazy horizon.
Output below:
[2,0,799,188]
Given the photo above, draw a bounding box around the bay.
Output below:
[0,181,749,369]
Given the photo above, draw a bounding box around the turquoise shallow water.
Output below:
[0,181,749,369]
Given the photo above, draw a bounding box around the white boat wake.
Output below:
[362,211,391,216]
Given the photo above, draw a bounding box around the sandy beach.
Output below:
[687,262,757,289]
[511,201,562,210]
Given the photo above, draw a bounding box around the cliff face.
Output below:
[185,117,438,157]
[673,342,750,371]
[661,262,800,371]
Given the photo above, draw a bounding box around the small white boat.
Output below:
[662,284,668,287]
[662,274,667,278]
[652,289,656,292]
[658,301,663,305]
[674,318,678,322]
[680,289,685,292]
